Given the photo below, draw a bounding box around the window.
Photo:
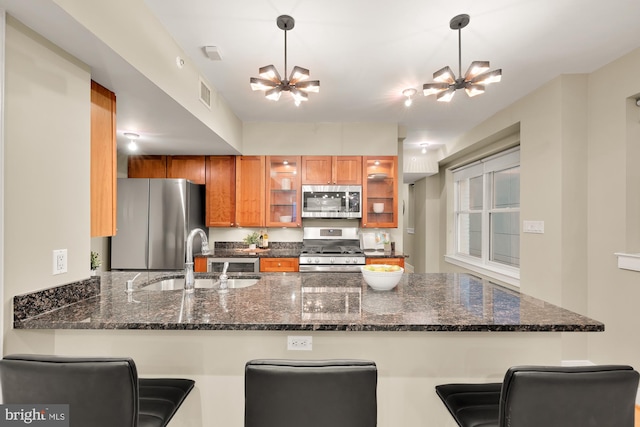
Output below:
[450,148,520,281]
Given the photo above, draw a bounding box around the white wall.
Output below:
[3,15,90,353]
[52,0,243,152]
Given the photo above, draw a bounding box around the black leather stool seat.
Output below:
[139,378,196,427]
[436,365,639,427]
[0,354,195,427]
[435,382,502,427]
[245,359,377,427]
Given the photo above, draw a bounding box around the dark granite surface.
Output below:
[199,241,407,259]
[13,272,604,332]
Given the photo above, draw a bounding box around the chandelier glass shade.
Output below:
[423,14,501,102]
[250,15,319,106]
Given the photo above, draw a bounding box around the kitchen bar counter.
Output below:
[14,272,603,332]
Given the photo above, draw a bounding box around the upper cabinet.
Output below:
[236,156,266,227]
[362,156,398,228]
[206,156,236,227]
[128,155,167,178]
[128,155,205,183]
[167,156,206,184]
[266,156,301,228]
[90,81,117,237]
[301,156,362,185]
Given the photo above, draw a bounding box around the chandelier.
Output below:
[250,15,319,106]
[423,14,501,102]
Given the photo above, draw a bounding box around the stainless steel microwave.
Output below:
[301,185,362,218]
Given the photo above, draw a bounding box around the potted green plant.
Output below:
[90,251,102,275]
[243,232,261,250]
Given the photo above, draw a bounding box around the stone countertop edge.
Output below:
[12,272,604,333]
[197,250,409,259]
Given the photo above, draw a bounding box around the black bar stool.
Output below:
[245,359,377,427]
[436,364,639,427]
[0,354,195,427]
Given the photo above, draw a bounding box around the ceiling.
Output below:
[2,0,640,164]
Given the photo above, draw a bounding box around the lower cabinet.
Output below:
[194,257,208,273]
[365,257,405,268]
[260,258,299,272]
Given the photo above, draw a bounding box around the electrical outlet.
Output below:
[53,249,67,275]
[287,335,312,351]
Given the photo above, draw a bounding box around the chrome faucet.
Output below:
[185,228,211,293]
[218,261,229,293]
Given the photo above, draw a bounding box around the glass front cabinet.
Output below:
[362,156,398,228]
[266,156,302,227]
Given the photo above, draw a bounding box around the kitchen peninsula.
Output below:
[14,272,602,332]
[11,272,603,427]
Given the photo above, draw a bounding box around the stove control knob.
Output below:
[345,258,351,264]
[314,258,320,264]
[352,258,359,264]
[330,257,335,264]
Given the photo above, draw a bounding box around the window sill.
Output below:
[614,252,640,272]
[444,255,520,287]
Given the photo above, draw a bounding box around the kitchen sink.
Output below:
[141,277,259,291]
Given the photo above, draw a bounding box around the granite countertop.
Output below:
[13,272,603,332]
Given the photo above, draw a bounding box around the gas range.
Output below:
[299,227,366,273]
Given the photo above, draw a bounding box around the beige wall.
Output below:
[242,122,398,155]
[586,47,640,365]
[3,16,91,353]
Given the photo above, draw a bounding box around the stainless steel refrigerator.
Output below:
[111,178,205,270]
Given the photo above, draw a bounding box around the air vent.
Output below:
[199,77,211,109]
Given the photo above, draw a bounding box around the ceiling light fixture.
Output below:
[421,143,428,154]
[250,15,319,106]
[124,132,139,152]
[402,88,417,107]
[423,14,502,102]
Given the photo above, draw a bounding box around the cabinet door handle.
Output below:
[277,263,281,267]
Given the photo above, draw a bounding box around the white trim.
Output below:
[445,254,520,287]
[614,252,640,272]
[0,9,6,358]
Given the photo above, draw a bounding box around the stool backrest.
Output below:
[0,354,139,427]
[500,365,639,427]
[245,359,377,427]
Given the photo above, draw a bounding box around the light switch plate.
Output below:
[523,220,544,234]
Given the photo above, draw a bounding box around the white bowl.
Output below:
[361,264,404,291]
[373,203,385,213]
[279,215,292,222]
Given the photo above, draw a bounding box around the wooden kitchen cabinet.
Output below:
[260,257,299,272]
[90,81,117,237]
[301,156,362,185]
[128,155,167,178]
[362,156,398,228]
[167,156,206,184]
[128,155,205,183]
[206,156,236,227]
[266,156,301,228]
[194,256,208,273]
[236,156,266,227]
[365,257,405,268]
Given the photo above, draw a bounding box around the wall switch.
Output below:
[287,335,312,351]
[53,249,67,275]
[523,220,544,234]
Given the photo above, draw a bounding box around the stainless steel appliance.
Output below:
[301,185,362,219]
[299,227,366,272]
[111,178,205,270]
[207,258,259,273]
